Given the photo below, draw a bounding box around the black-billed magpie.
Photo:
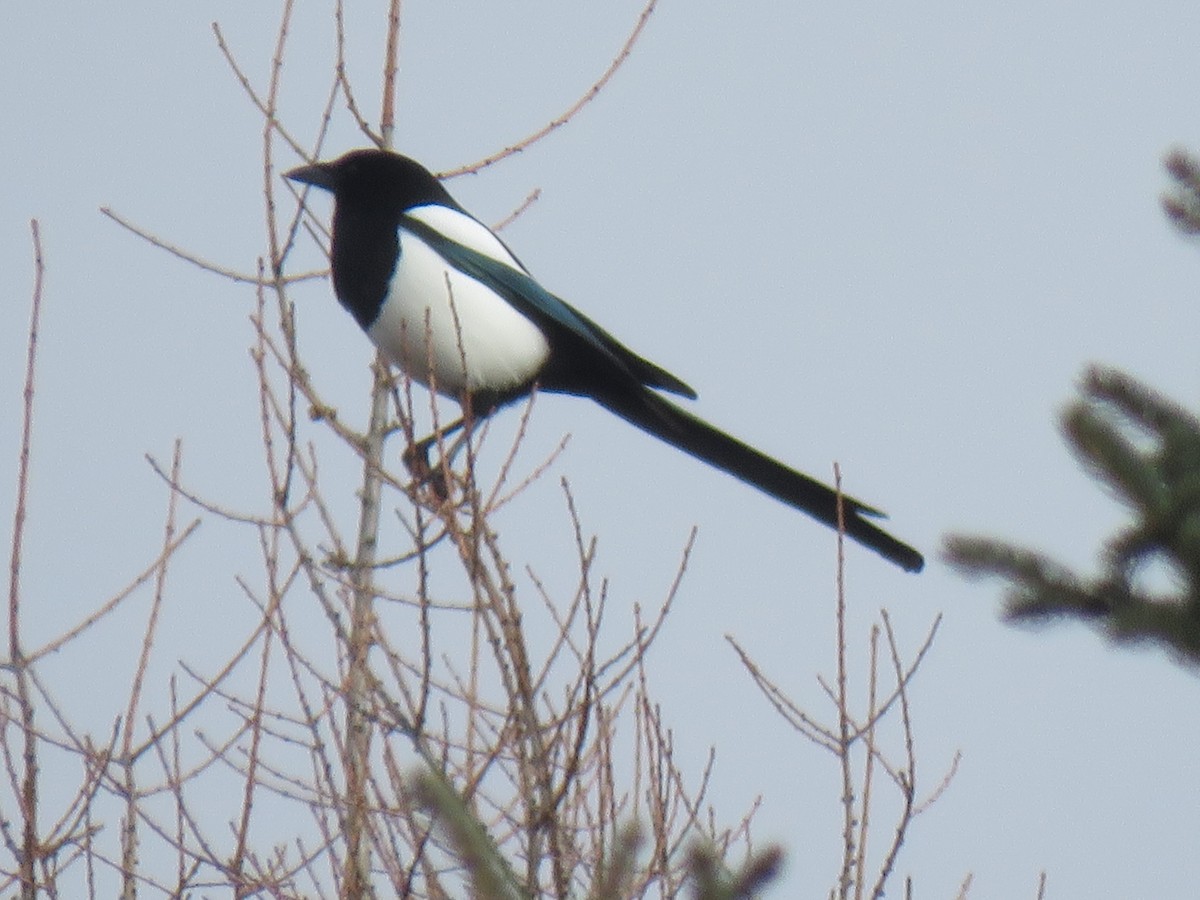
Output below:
[286,149,924,573]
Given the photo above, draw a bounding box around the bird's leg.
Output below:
[402,416,469,500]
[402,392,494,501]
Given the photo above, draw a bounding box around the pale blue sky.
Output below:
[4,1,1200,896]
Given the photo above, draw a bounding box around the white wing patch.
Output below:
[367,206,550,399]
[404,204,526,271]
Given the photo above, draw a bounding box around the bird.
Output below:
[285,149,924,573]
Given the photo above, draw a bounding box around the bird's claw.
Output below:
[403,442,454,503]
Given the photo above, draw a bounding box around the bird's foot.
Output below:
[402,441,454,503]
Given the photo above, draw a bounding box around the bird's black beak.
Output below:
[285,162,336,192]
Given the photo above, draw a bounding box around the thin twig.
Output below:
[101,206,325,287]
[211,20,311,160]
[492,189,542,233]
[441,0,660,176]
[10,220,45,900]
[834,464,857,900]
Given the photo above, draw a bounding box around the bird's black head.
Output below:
[285,149,466,331]
[285,149,459,213]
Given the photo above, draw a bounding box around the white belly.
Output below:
[368,210,551,398]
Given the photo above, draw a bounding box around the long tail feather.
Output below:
[594,389,924,572]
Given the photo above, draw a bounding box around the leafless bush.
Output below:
[2,3,951,897]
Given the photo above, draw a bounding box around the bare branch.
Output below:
[441,0,660,176]
[102,206,325,287]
